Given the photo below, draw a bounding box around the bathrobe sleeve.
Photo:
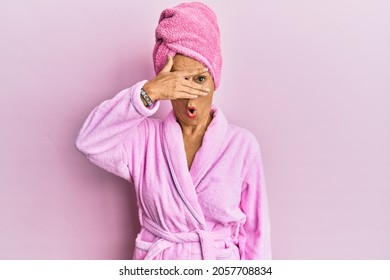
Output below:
[75,80,159,182]
[238,139,272,260]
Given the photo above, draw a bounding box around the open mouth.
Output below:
[186,107,197,118]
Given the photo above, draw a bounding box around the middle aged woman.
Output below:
[76,2,271,260]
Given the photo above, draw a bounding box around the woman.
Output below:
[76,2,271,260]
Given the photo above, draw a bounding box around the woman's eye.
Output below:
[196,76,206,83]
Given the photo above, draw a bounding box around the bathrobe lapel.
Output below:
[189,106,228,186]
[161,105,228,229]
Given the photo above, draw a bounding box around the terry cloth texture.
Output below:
[153,2,222,89]
[76,81,272,260]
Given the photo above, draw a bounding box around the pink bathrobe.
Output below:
[76,81,272,260]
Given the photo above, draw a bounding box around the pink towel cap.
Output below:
[153,2,222,89]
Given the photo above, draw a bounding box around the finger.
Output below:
[180,84,210,95]
[181,80,210,93]
[176,92,199,99]
[178,67,209,78]
[177,86,208,97]
[160,55,173,73]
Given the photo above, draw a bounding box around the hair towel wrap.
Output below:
[153,2,222,89]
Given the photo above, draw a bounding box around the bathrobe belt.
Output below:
[138,217,236,260]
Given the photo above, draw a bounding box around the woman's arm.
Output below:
[75,80,159,181]
[75,56,210,182]
[238,140,272,260]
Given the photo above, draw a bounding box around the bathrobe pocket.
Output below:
[133,234,150,260]
[134,235,165,260]
[134,232,240,260]
[215,240,240,260]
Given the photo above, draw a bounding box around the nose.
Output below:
[187,100,197,107]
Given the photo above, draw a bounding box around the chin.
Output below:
[183,117,199,125]
[176,114,197,125]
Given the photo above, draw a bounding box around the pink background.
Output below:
[1,0,389,259]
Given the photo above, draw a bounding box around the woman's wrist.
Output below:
[142,82,158,102]
[140,88,153,107]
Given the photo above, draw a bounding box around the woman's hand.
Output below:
[142,55,210,102]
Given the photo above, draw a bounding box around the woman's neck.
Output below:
[179,112,213,137]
